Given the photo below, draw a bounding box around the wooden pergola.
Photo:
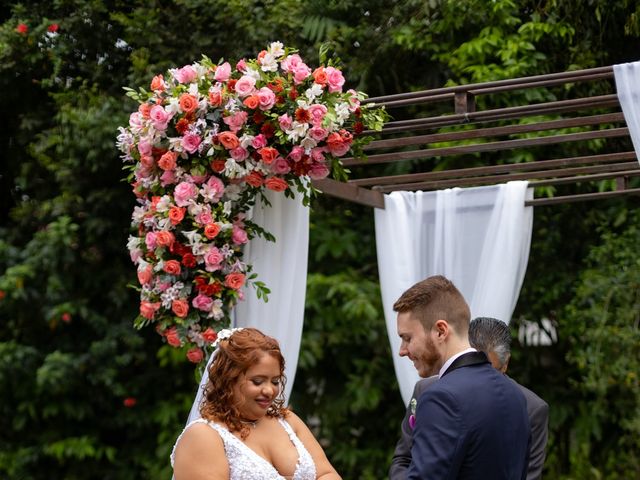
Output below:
[313,66,640,208]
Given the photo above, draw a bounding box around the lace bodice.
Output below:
[171,417,317,480]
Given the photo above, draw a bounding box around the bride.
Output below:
[171,327,342,480]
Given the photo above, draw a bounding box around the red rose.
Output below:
[0,290,6,300]
[224,273,246,290]
[16,23,28,34]
[186,347,204,363]
[211,159,226,172]
[164,327,182,347]
[123,397,137,408]
[181,253,196,268]
[264,177,289,192]
[202,328,218,343]
[172,299,189,318]
[61,312,72,323]
[47,23,59,33]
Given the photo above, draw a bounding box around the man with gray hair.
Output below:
[390,316,548,480]
[468,317,549,480]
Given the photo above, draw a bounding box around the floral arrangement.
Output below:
[116,42,387,362]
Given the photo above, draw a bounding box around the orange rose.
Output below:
[140,155,154,168]
[163,259,181,275]
[186,347,204,363]
[243,95,260,109]
[245,171,264,187]
[158,151,177,171]
[204,223,221,239]
[138,103,152,118]
[202,328,218,343]
[225,272,246,290]
[169,206,186,225]
[259,147,279,165]
[218,131,240,150]
[150,74,165,92]
[209,90,222,107]
[155,231,175,248]
[165,327,182,347]
[172,299,189,318]
[179,93,199,114]
[312,67,328,86]
[264,177,289,192]
[140,301,161,320]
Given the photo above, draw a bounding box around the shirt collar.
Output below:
[438,347,477,377]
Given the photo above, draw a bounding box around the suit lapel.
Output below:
[441,351,489,377]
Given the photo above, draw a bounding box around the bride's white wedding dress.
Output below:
[171,417,317,480]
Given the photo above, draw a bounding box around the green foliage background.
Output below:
[0,0,639,478]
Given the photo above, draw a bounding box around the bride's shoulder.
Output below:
[173,420,229,479]
[177,420,225,452]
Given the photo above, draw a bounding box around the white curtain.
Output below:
[374,181,533,404]
[614,61,640,163]
[187,190,309,424]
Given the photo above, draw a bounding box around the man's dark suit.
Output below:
[390,373,548,480]
[398,352,530,480]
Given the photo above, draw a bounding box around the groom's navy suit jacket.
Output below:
[406,352,530,480]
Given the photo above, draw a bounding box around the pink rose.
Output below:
[202,176,225,202]
[288,145,305,162]
[181,132,202,154]
[234,75,257,97]
[278,113,292,130]
[160,169,177,186]
[293,64,312,84]
[232,226,248,245]
[251,134,267,149]
[257,87,276,110]
[192,293,214,311]
[214,62,231,82]
[149,105,171,130]
[272,157,291,175]
[223,111,248,133]
[309,163,330,180]
[311,147,326,162]
[129,112,143,128]
[174,181,198,207]
[281,54,303,73]
[174,65,197,84]
[308,104,328,125]
[309,126,328,141]
[195,209,213,225]
[145,231,157,250]
[204,247,224,272]
[325,67,345,93]
[236,59,247,72]
[347,89,361,111]
[231,146,249,161]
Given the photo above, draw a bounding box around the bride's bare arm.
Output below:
[173,422,229,480]
[287,412,342,480]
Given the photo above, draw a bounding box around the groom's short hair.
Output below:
[393,275,470,334]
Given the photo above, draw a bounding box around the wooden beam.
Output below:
[526,188,640,206]
[311,178,385,209]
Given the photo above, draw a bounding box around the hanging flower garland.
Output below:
[116,42,387,362]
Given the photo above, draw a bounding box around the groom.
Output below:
[393,275,530,479]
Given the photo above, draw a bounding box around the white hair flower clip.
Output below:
[212,327,244,348]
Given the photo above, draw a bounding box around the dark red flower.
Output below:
[16,23,28,34]
[123,397,137,408]
[47,23,59,33]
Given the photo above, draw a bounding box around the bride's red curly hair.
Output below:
[200,328,288,438]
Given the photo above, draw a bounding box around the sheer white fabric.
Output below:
[171,418,316,480]
[186,190,309,425]
[374,182,533,404]
[614,61,640,164]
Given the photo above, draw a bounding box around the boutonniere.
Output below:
[409,398,417,430]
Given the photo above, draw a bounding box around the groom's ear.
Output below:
[433,319,449,339]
